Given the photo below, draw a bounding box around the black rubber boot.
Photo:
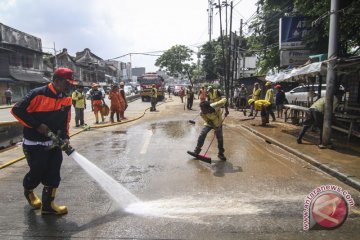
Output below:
[218,153,227,161]
[41,186,68,215]
[24,188,42,209]
[193,147,201,155]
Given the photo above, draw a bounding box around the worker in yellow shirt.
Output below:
[249,82,261,116]
[297,96,339,147]
[248,99,272,126]
[72,84,86,127]
[264,81,276,122]
[190,98,229,161]
[207,86,223,103]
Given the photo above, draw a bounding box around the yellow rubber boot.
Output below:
[24,188,42,209]
[41,186,68,215]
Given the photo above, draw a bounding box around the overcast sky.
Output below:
[0,0,257,72]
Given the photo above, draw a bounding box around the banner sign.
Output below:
[280,50,311,67]
[279,17,311,50]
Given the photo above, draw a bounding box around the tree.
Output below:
[155,45,195,84]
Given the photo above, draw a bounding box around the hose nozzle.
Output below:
[47,131,75,156]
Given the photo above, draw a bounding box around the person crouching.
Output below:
[248,99,272,126]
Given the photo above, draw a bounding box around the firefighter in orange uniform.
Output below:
[90,83,105,124]
[118,81,128,119]
[108,84,123,123]
[11,67,74,215]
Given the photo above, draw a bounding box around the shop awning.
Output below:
[266,62,324,83]
[9,70,46,84]
[0,77,15,83]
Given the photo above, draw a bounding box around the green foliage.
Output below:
[247,0,360,74]
[294,0,360,56]
[155,45,194,76]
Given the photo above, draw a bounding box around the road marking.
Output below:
[140,130,153,154]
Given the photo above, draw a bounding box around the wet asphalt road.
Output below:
[0,98,360,239]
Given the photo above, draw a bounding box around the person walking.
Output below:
[108,85,123,123]
[11,67,75,215]
[249,82,261,116]
[264,81,276,122]
[297,96,339,148]
[186,85,195,110]
[275,85,286,118]
[179,87,185,103]
[233,86,240,110]
[167,85,171,98]
[190,98,229,161]
[90,83,105,124]
[5,87,13,105]
[238,84,248,115]
[72,84,86,127]
[118,82,128,119]
[198,86,206,102]
[150,84,158,112]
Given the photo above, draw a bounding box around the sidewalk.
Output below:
[227,109,360,191]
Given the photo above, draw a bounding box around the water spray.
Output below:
[47,131,139,208]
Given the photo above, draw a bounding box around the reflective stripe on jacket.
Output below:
[11,83,72,141]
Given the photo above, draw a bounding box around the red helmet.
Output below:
[275,84,282,89]
[54,67,76,85]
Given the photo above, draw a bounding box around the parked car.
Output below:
[123,85,133,96]
[86,87,106,100]
[285,84,344,104]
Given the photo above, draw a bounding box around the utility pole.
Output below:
[217,0,226,89]
[225,0,228,38]
[226,1,233,99]
[53,42,58,69]
[238,19,243,79]
[322,0,339,146]
[208,0,214,42]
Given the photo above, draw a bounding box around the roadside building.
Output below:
[0,23,46,104]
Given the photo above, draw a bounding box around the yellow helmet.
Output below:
[265,81,272,87]
[248,99,255,105]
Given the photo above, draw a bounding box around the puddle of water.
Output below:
[150,120,192,139]
[125,196,263,219]
[70,151,140,207]
[111,130,127,134]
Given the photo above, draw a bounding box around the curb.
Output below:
[241,124,360,192]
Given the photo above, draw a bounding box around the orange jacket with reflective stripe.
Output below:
[11,83,72,141]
